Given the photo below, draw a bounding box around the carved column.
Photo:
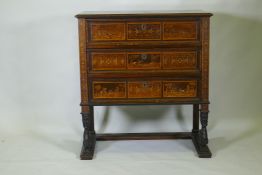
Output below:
[200,104,209,146]
[81,105,96,160]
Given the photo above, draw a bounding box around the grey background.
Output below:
[0,0,262,174]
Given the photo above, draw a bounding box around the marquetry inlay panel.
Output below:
[91,22,125,41]
[127,53,161,69]
[93,82,126,99]
[127,22,161,40]
[128,81,162,98]
[163,80,197,97]
[91,53,126,70]
[162,51,197,69]
[163,21,197,40]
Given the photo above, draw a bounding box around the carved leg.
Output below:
[80,106,96,160]
[200,111,208,145]
[191,104,212,158]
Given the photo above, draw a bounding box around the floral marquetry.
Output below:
[163,52,197,69]
[92,53,126,70]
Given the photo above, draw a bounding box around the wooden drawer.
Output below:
[90,50,198,71]
[89,21,198,41]
[91,79,197,100]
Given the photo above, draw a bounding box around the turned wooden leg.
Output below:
[80,105,96,160]
[191,104,211,158]
[200,111,208,145]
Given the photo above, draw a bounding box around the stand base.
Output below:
[80,132,212,159]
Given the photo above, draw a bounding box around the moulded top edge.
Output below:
[75,10,213,19]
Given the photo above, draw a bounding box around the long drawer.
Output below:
[91,79,198,100]
[89,49,199,72]
[89,20,199,42]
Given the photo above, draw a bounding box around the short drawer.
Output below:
[91,79,198,100]
[89,21,198,41]
[90,50,198,71]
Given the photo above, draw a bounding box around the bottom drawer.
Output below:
[91,79,198,100]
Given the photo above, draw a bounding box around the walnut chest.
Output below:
[76,11,213,160]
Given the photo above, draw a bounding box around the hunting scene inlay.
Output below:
[93,82,126,99]
[163,80,197,97]
[128,81,162,98]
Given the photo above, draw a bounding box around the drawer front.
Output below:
[162,51,197,69]
[91,80,197,100]
[90,50,197,71]
[89,21,198,42]
[128,81,162,98]
[163,80,197,97]
[127,52,161,69]
[163,21,197,40]
[91,22,125,41]
[92,52,126,70]
[127,22,161,40]
[93,81,126,99]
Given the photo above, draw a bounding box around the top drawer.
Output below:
[89,21,198,42]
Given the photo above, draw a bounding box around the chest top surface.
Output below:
[75,11,213,18]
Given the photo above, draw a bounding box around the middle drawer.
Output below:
[89,49,199,72]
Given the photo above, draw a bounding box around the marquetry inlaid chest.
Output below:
[76,11,213,160]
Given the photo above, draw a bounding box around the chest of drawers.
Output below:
[76,12,212,160]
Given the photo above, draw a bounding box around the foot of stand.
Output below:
[192,132,212,158]
[80,131,96,160]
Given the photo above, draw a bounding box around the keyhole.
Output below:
[141,54,147,61]
[141,24,147,31]
[143,81,149,88]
